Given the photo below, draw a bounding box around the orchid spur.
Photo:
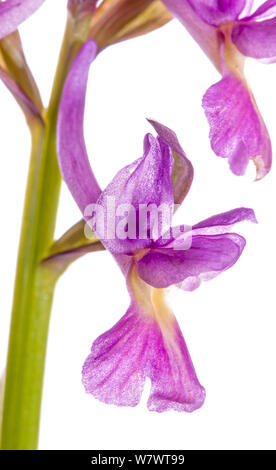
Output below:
[57,40,256,412]
[162,0,276,179]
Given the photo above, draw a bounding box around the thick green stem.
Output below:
[0,14,91,450]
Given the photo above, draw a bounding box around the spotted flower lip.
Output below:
[162,0,274,179]
[57,40,256,412]
[0,0,45,40]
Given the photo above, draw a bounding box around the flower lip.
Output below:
[202,36,272,179]
[82,264,206,412]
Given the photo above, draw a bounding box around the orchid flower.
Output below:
[57,40,256,412]
[161,0,276,179]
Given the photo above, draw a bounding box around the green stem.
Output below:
[0,14,91,450]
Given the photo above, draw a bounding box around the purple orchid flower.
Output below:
[0,0,45,39]
[57,40,257,412]
[162,0,276,179]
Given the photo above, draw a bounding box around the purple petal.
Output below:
[0,0,45,39]
[57,40,101,214]
[148,119,194,206]
[153,207,256,251]
[193,207,257,233]
[82,268,205,412]
[137,233,245,289]
[96,131,174,254]
[244,0,276,20]
[187,0,247,26]
[232,17,276,60]
[162,0,221,69]
[202,72,272,179]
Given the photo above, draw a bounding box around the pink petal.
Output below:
[148,119,194,206]
[95,132,174,254]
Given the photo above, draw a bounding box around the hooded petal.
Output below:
[95,131,174,254]
[82,266,205,412]
[57,40,101,214]
[137,233,245,289]
[187,0,247,26]
[148,119,194,206]
[0,0,45,39]
[202,69,272,179]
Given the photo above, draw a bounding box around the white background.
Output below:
[0,0,276,450]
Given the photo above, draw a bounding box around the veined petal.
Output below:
[95,130,174,254]
[57,40,101,214]
[187,0,247,26]
[162,0,221,70]
[0,0,45,39]
[244,0,276,20]
[137,233,245,289]
[148,119,194,206]
[193,207,257,233]
[152,207,256,249]
[202,70,272,179]
[82,266,205,412]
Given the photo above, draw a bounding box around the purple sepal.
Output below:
[148,119,194,205]
[57,40,101,214]
[95,132,174,254]
[0,0,45,39]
